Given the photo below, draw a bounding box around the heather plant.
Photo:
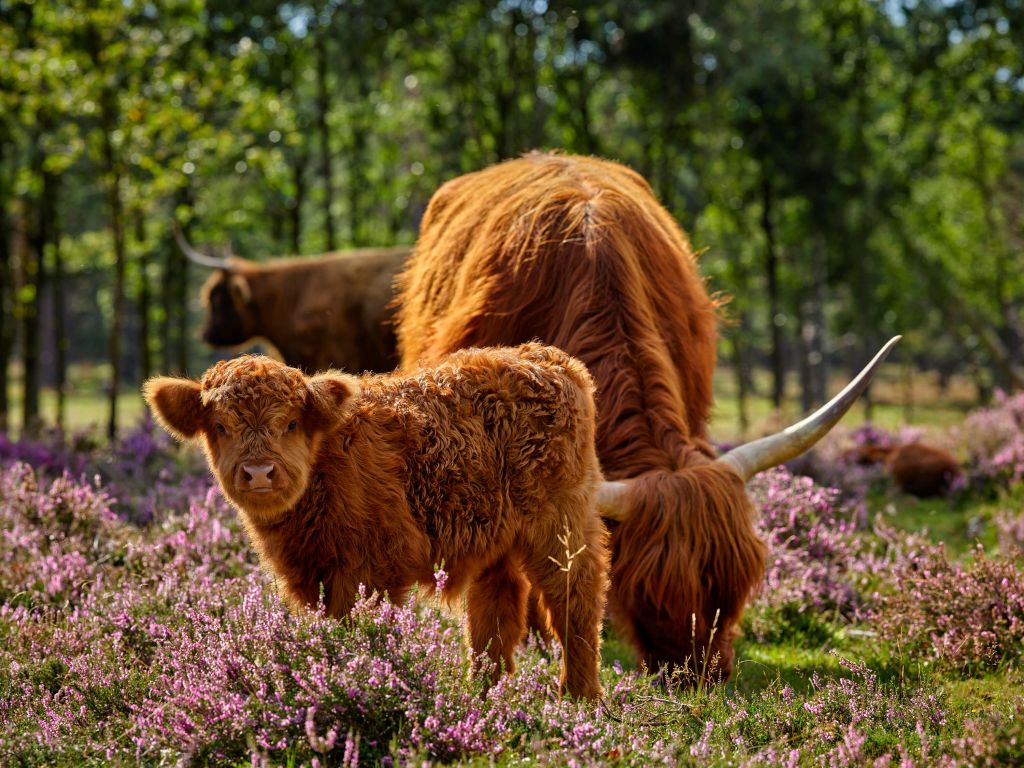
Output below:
[0,416,210,526]
[2,432,1023,765]
[995,507,1024,560]
[745,469,867,642]
[958,389,1024,495]
[870,541,1024,675]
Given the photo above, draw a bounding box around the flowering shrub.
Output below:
[958,390,1024,495]
[0,417,210,525]
[0,427,1021,765]
[870,542,1024,674]
[746,469,866,641]
[996,509,1024,560]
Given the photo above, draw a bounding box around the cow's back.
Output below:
[397,152,719,478]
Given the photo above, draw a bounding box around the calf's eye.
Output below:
[216,423,226,435]
[287,420,298,432]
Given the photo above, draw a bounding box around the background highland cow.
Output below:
[175,227,409,374]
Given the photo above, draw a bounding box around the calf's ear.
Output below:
[143,377,205,441]
[306,372,361,432]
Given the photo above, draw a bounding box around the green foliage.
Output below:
[1,0,1022,433]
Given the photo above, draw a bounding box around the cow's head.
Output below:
[173,222,257,348]
[199,269,257,346]
[144,355,359,524]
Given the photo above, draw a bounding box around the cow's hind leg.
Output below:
[522,498,609,700]
[466,555,529,685]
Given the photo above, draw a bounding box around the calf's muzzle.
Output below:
[238,463,276,491]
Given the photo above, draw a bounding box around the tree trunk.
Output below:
[22,164,56,437]
[290,148,308,254]
[349,61,369,247]
[53,199,67,433]
[761,172,785,411]
[730,327,750,441]
[101,125,127,442]
[0,137,13,433]
[315,32,336,251]
[135,210,151,382]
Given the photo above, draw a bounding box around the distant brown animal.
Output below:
[397,151,898,680]
[175,225,408,373]
[849,442,961,497]
[143,344,609,699]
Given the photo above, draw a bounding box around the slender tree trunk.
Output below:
[160,234,174,373]
[23,165,56,437]
[761,171,785,411]
[100,123,127,442]
[0,137,13,433]
[315,32,336,251]
[175,207,190,376]
[53,200,67,433]
[730,327,750,441]
[290,148,307,254]
[135,210,151,382]
[349,63,369,247]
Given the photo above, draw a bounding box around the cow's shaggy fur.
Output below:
[396,152,765,680]
[850,442,962,497]
[144,344,609,699]
[199,245,409,373]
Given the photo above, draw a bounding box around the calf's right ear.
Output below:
[143,377,205,441]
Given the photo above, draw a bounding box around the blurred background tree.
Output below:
[0,0,1021,438]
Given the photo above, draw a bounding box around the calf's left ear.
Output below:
[306,372,361,432]
[143,377,205,441]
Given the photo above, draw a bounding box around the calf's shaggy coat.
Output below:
[143,344,609,699]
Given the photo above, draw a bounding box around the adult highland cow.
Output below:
[143,344,609,699]
[174,224,408,373]
[397,151,898,680]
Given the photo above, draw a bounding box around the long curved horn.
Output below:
[596,335,901,519]
[598,481,631,522]
[718,335,901,481]
[172,221,232,270]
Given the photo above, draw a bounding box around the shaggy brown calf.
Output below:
[143,344,609,699]
[850,442,962,497]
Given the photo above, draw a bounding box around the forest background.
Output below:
[1,0,1021,441]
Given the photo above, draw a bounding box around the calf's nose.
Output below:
[239,463,276,490]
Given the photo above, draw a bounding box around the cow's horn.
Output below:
[717,335,902,481]
[598,481,631,522]
[172,221,232,270]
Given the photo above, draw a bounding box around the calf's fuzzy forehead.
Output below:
[199,355,308,412]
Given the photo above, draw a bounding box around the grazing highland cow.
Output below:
[174,224,408,373]
[398,151,898,680]
[143,344,609,699]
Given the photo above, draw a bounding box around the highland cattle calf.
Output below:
[850,442,962,497]
[143,344,609,699]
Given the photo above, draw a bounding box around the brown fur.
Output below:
[850,443,962,497]
[396,152,765,681]
[144,344,609,699]
[199,245,410,373]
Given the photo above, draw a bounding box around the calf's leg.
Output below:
[466,555,529,684]
[522,498,608,700]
